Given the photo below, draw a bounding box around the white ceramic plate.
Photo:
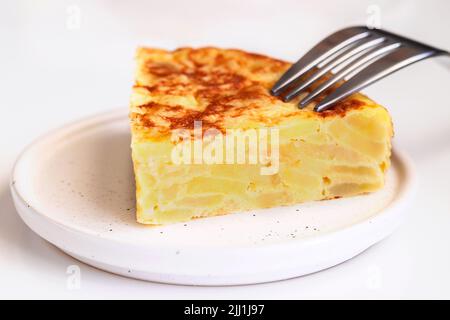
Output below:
[11,109,415,286]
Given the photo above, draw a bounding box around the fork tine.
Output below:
[314,46,445,112]
[271,26,370,96]
[282,35,386,102]
[298,40,402,108]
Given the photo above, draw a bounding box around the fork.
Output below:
[271,26,449,112]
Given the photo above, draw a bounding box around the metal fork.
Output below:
[271,26,449,112]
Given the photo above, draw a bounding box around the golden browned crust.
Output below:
[130,47,378,139]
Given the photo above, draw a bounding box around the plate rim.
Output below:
[10,109,417,252]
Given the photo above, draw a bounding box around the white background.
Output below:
[1,0,449,299]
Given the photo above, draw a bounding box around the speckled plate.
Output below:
[10,109,415,285]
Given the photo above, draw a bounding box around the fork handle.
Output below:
[315,47,449,112]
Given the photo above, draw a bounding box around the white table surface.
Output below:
[1,0,449,299]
